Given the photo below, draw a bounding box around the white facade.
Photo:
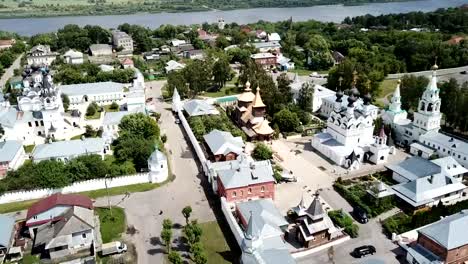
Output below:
[63,49,84,65]
[383,66,468,168]
[148,148,168,183]
[112,31,134,52]
[26,45,58,66]
[311,90,390,170]
[60,82,125,108]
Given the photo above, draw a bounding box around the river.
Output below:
[0,0,465,36]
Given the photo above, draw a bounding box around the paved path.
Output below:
[0,53,22,89]
[95,80,215,264]
[386,65,468,79]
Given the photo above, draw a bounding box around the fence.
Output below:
[220,197,244,246]
[0,173,152,204]
[176,109,209,176]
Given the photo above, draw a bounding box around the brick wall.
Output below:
[418,234,447,259]
[218,180,275,203]
[446,244,468,264]
[418,234,468,264]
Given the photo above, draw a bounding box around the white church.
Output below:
[311,80,392,170]
[0,65,70,145]
[383,64,468,168]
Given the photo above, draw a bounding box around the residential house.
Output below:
[26,193,94,236]
[31,138,106,162]
[292,192,343,248]
[112,30,134,52]
[184,49,205,60]
[277,55,295,71]
[60,81,125,108]
[0,140,25,178]
[8,76,23,90]
[148,147,168,183]
[251,42,282,54]
[251,53,277,69]
[210,154,275,203]
[33,206,96,263]
[0,39,15,50]
[63,49,84,65]
[165,60,185,73]
[267,33,281,42]
[121,58,134,69]
[236,199,295,264]
[0,215,16,263]
[183,99,219,117]
[386,156,467,209]
[171,43,195,57]
[26,45,58,66]
[401,210,468,264]
[170,39,186,47]
[232,82,274,140]
[255,30,267,39]
[332,51,345,65]
[89,44,113,64]
[203,129,245,161]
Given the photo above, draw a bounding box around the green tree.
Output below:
[86,102,97,117]
[0,51,14,67]
[182,206,192,224]
[276,73,293,104]
[183,220,203,247]
[194,248,208,264]
[168,251,183,264]
[400,74,429,111]
[305,34,333,70]
[183,60,212,98]
[161,228,172,253]
[215,35,230,49]
[166,71,188,98]
[297,82,314,112]
[119,113,160,140]
[252,143,273,161]
[163,218,173,230]
[212,56,231,89]
[61,94,70,112]
[110,101,119,110]
[113,136,155,172]
[273,108,301,133]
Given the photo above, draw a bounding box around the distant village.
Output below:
[0,12,467,264]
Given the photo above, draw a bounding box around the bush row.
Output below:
[328,210,359,238]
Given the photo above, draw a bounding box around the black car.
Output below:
[460,70,467,75]
[353,207,369,223]
[353,245,376,258]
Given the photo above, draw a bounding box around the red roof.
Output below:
[122,58,134,65]
[26,193,93,221]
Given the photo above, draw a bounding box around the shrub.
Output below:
[328,210,359,238]
[252,143,273,161]
[86,102,98,116]
[110,102,119,110]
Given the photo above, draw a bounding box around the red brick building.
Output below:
[251,53,277,69]
[403,210,468,264]
[214,154,275,203]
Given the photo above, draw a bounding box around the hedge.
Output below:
[328,209,359,238]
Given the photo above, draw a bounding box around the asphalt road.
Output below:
[95,80,216,264]
[0,53,23,89]
[296,187,402,264]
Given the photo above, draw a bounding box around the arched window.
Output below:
[232,191,237,197]
[248,188,252,194]
[261,186,265,193]
[420,102,425,111]
[427,103,433,112]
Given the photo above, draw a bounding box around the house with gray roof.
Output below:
[235,199,295,264]
[402,210,468,264]
[0,140,25,178]
[60,81,125,108]
[208,154,275,203]
[33,206,96,263]
[203,129,244,161]
[183,99,219,117]
[31,138,106,162]
[27,45,58,66]
[0,214,16,263]
[387,156,467,208]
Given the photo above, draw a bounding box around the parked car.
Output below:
[352,245,376,258]
[460,70,467,75]
[175,118,181,124]
[101,241,127,256]
[353,207,369,223]
[146,97,153,103]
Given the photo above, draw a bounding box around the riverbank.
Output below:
[0,0,420,19]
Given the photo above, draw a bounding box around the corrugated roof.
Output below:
[0,140,22,163]
[217,155,274,189]
[386,156,441,182]
[32,138,105,160]
[183,100,219,117]
[60,82,124,96]
[26,193,93,222]
[0,214,15,248]
[203,129,244,156]
[419,210,468,250]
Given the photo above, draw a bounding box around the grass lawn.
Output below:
[103,104,120,113]
[203,86,239,98]
[70,134,83,140]
[23,144,35,153]
[377,79,399,101]
[20,253,41,264]
[0,199,39,214]
[96,207,126,243]
[85,111,101,120]
[200,221,232,264]
[289,68,329,76]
